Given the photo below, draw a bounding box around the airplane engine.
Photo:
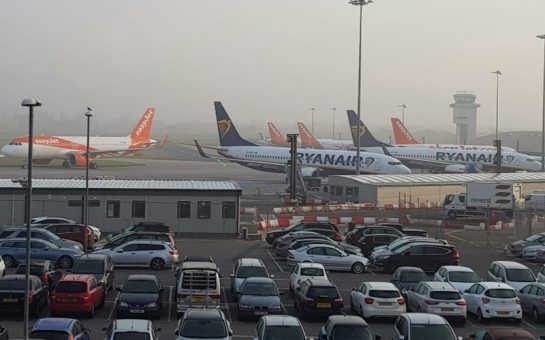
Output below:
[65,154,95,168]
[444,163,481,174]
[300,167,319,177]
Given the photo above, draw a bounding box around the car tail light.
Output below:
[455,300,466,306]
[451,249,460,259]
[425,300,439,305]
[40,274,48,282]
[364,298,374,304]
[516,298,520,305]
[397,298,405,305]
[210,295,221,300]
[482,297,491,304]
[169,251,178,256]
[541,298,545,304]
[334,298,343,305]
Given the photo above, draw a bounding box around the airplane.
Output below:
[297,122,353,150]
[0,108,166,168]
[193,102,411,176]
[347,111,542,173]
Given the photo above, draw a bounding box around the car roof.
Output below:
[298,262,325,269]
[327,315,369,326]
[238,258,265,266]
[185,308,224,320]
[486,328,535,338]
[480,281,516,290]
[127,274,158,281]
[440,265,474,272]
[403,313,449,325]
[76,253,108,261]
[3,274,38,281]
[262,315,301,326]
[366,282,398,290]
[60,274,95,283]
[397,266,426,272]
[492,261,529,269]
[243,277,275,284]
[181,261,218,271]
[422,281,458,291]
[305,278,336,287]
[33,318,76,331]
[123,240,169,245]
[113,319,151,332]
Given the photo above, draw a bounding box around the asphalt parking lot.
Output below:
[2,232,545,339]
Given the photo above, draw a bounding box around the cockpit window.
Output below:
[8,141,22,146]
[388,162,402,165]
[527,159,534,162]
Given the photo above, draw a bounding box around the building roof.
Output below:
[0,178,241,191]
[331,172,545,187]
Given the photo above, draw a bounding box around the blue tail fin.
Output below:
[346,110,385,147]
[214,102,256,147]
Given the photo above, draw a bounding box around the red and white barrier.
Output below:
[240,207,257,215]
[257,215,401,231]
[272,201,442,215]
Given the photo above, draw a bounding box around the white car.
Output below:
[434,265,481,293]
[289,262,328,292]
[406,281,467,323]
[487,261,537,291]
[287,244,369,274]
[462,281,522,323]
[350,281,406,318]
[521,244,545,261]
[103,319,160,340]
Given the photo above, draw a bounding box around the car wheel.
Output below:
[477,308,485,323]
[534,307,542,322]
[2,255,15,268]
[150,258,165,270]
[58,256,73,269]
[351,262,365,274]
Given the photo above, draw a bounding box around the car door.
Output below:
[518,284,533,312]
[463,284,480,314]
[31,240,56,262]
[323,247,346,270]
[399,245,426,268]
[406,283,420,311]
[351,283,367,309]
[111,244,139,265]
[306,247,327,266]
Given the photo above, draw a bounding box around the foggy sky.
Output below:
[0,0,544,140]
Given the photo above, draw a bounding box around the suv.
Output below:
[231,258,271,297]
[15,260,63,290]
[356,234,400,256]
[294,278,343,318]
[392,313,458,340]
[51,274,106,318]
[346,226,404,245]
[94,231,175,250]
[374,243,459,274]
[266,221,341,244]
[175,308,233,340]
[487,261,536,291]
[94,240,179,270]
[0,227,83,250]
[104,319,161,340]
[71,254,115,290]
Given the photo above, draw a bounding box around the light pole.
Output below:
[492,70,502,141]
[309,108,316,135]
[398,104,407,124]
[331,107,337,139]
[350,0,373,175]
[538,34,545,171]
[84,108,92,253]
[21,98,41,340]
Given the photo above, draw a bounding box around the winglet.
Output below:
[194,140,210,158]
[391,118,419,144]
[297,122,323,149]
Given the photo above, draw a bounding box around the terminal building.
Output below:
[0,178,242,237]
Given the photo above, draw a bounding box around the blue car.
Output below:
[31,318,90,340]
[0,238,84,269]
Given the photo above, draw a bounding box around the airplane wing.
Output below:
[85,137,168,158]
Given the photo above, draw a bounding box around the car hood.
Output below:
[239,294,281,306]
[59,239,83,250]
[511,240,527,248]
[119,292,158,305]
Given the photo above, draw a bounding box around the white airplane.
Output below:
[347,111,542,173]
[194,102,411,176]
[297,122,353,150]
[0,108,166,168]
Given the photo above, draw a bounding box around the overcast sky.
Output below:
[1,0,544,139]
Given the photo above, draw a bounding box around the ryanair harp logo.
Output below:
[350,123,367,138]
[217,119,232,139]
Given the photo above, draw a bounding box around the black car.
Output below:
[15,260,63,291]
[377,223,428,237]
[123,222,171,234]
[346,226,405,245]
[266,221,341,245]
[71,253,115,290]
[376,243,460,274]
[318,315,379,340]
[391,266,428,296]
[355,234,400,256]
[116,274,163,319]
[0,274,49,315]
[294,278,343,319]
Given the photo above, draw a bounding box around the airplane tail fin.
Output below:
[214,102,256,147]
[130,108,156,144]
[346,110,384,147]
[297,122,323,149]
[391,118,419,144]
[267,123,289,147]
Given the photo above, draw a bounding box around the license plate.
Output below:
[497,311,510,316]
[2,298,17,303]
[317,303,331,308]
[192,296,205,303]
[254,311,268,316]
[130,309,145,314]
[63,298,77,302]
[379,302,393,306]
[441,308,454,312]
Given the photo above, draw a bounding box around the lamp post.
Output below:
[349,0,373,175]
[21,98,41,340]
[398,104,407,124]
[538,34,545,171]
[331,107,337,139]
[309,108,316,135]
[84,108,92,253]
[492,70,502,141]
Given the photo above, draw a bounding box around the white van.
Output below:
[525,194,545,210]
[175,261,221,315]
[443,193,466,219]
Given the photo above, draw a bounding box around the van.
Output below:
[443,193,466,219]
[525,194,545,210]
[175,261,220,315]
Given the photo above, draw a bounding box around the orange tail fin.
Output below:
[130,108,156,144]
[267,123,289,147]
[391,118,419,144]
[297,122,323,149]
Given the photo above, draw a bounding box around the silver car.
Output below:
[238,277,283,320]
[94,240,179,270]
[518,282,545,322]
[406,281,467,323]
[175,308,233,340]
[254,315,307,340]
[287,244,368,274]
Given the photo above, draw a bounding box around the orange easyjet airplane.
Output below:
[0,108,166,168]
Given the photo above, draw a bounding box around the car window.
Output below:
[56,282,87,293]
[410,325,456,340]
[529,285,538,295]
[400,271,427,283]
[236,266,268,278]
[506,268,536,282]
[424,246,450,255]
[307,286,339,299]
[242,282,278,296]
[485,289,516,298]
[300,267,324,277]
[404,246,425,255]
[307,247,326,256]
[121,244,138,252]
[430,291,461,300]
[537,288,545,296]
[180,319,227,338]
[137,244,165,251]
[325,248,342,257]
[30,330,70,340]
[123,280,159,293]
[369,290,400,298]
[263,326,305,340]
[520,285,532,294]
[31,241,48,249]
[449,271,480,283]
[73,260,105,274]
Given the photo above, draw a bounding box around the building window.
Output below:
[335,186,343,196]
[330,186,336,195]
[177,201,191,218]
[68,200,82,207]
[222,201,236,219]
[132,201,146,218]
[107,200,120,218]
[197,201,211,219]
[89,200,100,207]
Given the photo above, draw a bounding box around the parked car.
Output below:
[279,238,362,259]
[355,234,400,256]
[266,221,341,245]
[370,237,448,261]
[44,224,95,249]
[94,240,179,270]
[373,242,459,274]
[0,238,84,269]
[175,308,233,340]
[510,232,545,256]
[377,223,428,237]
[294,278,343,319]
[254,315,307,340]
[274,231,330,253]
[287,244,368,274]
[0,325,7,340]
[487,261,536,291]
[521,244,545,262]
[392,313,459,340]
[51,274,106,318]
[345,225,405,245]
[31,217,101,242]
[175,261,221,315]
[464,328,537,340]
[318,315,380,340]
[94,231,175,250]
[350,281,406,318]
[103,319,161,340]
[391,267,429,295]
[0,274,49,315]
[517,282,545,322]
[123,221,171,235]
[116,274,163,319]
[30,318,90,340]
[289,262,328,292]
[71,253,115,290]
[231,258,271,297]
[406,281,467,323]
[238,277,283,320]
[15,260,63,290]
[0,226,83,250]
[434,265,481,293]
[463,282,522,323]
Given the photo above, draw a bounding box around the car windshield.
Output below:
[41,230,61,240]
[113,332,151,340]
[430,291,461,300]
[331,325,373,340]
[369,290,400,298]
[506,269,536,282]
[300,268,325,277]
[123,280,158,293]
[485,289,516,298]
[180,319,227,338]
[0,279,30,290]
[526,234,543,242]
[448,271,479,283]
[30,330,70,340]
[410,325,456,340]
[400,271,427,283]
[55,282,87,293]
[264,326,305,340]
[237,266,268,278]
[307,286,339,299]
[15,265,46,276]
[72,260,104,274]
[242,283,277,296]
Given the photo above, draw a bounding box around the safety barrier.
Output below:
[272,202,442,214]
[257,215,401,231]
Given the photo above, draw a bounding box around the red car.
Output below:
[464,328,537,340]
[51,274,105,318]
[44,224,94,248]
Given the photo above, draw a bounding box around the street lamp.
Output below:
[21,97,41,340]
[538,34,545,171]
[349,0,373,175]
[84,107,92,253]
[309,108,316,135]
[398,104,407,124]
[492,70,502,141]
[330,107,337,139]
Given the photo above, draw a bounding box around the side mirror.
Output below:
[156,328,162,332]
[116,287,121,291]
[174,330,179,336]
[270,274,275,278]
[376,335,382,340]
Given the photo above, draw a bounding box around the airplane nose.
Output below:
[400,165,412,174]
[0,145,10,156]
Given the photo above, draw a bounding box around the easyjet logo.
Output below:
[35,138,60,145]
[395,120,415,142]
[135,110,154,136]
[217,119,232,139]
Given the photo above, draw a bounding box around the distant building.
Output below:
[450,92,480,144]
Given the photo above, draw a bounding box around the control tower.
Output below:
[450,92,480,145]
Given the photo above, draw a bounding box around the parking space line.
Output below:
[108,291,120,320]
[465,318,477,328]
[266,250,286,273]
[168,286,173,322]
[522,319,537,330]
[222,287,233,321]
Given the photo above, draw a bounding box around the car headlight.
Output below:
[146,302,157,308]
[118,301,128,307]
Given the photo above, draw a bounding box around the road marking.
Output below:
[465,318,477,328]
[168,286,173,322]
[108,291,119,320]
[266,250,286,273]
[222,287,233,321]
[522,319,537,330]
[368,268,376,276]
